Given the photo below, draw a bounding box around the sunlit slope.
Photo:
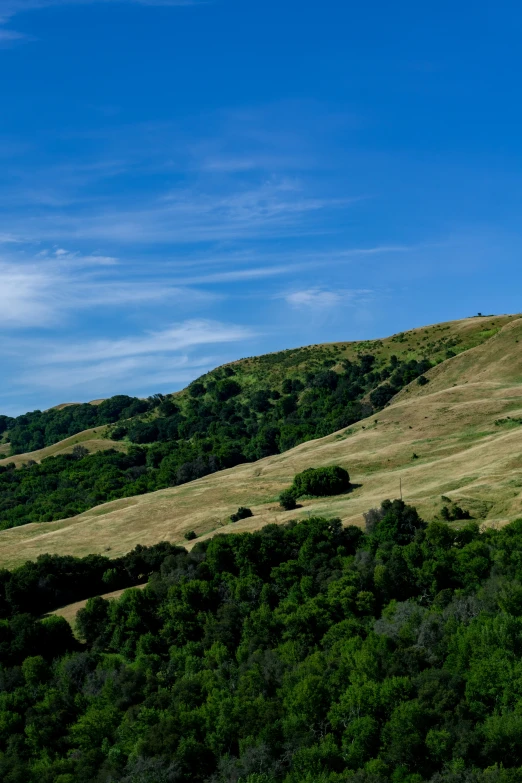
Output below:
[192,313,516,393]
[0,314,521,567]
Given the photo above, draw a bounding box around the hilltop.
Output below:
[0,312,509,467]
[0,314,520,567]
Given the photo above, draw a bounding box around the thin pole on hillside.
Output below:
[400,478,402,500]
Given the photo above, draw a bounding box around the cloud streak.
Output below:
[4,319,255,401]
[38,319,253,364]
[2,180,350,246]
[284,287,373,310]
[0,0,201,43]
[0,249,216,327]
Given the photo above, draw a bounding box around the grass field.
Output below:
[0,314,521,568]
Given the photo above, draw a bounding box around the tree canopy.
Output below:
[1,503,522,781]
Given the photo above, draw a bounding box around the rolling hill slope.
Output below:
[0,315,521,567]
[0,312,511,465]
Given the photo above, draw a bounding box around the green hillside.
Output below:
[1,313,509,458]
[2,314,522,568]
[0,315,514,531]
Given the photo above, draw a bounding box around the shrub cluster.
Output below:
[0,541,181,617]
[230,506,253,523]
[292,465,350,496]
[441,503,472,521]
[279,465,350,508]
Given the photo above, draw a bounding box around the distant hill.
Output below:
[0,394,155,456]
[0,313,520,566]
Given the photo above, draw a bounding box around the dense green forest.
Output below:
[0,353,430,529]
[1,501,522,781]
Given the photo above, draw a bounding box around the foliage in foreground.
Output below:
[2,501,522,781]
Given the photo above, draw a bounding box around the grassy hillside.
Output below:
[1,312,510,462]
[0,314,514,532]
[0,314,520,567]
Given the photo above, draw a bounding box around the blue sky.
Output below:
[1,0,521,413]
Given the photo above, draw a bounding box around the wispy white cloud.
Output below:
[286,289,342,309]
[37,319,253,364]
[4,180,350,245]
[37,247,119,265]
[21,354,212,391]
[0,0,200,44]
[177,264,299,284]
[6,319,254,398]
[0,27,27,41]
[0,263,61,326]
[335,245,414,257]
[156,243,418,273]
[0,235,401,330]
[284,287,373,310]
[197,154,308,174]
[0,232,23,243]
[0,249,215,327]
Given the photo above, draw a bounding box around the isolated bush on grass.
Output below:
[292,465,350,497]
[184,530,198,541]
[230,507,253,523]
[279,465,350,509]
[279,488,297,510]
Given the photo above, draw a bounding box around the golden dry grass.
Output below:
[1,315,522,568]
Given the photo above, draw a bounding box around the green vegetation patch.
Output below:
[495,416,522,427]
[0,395,157,455]
[291,465,350,497]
